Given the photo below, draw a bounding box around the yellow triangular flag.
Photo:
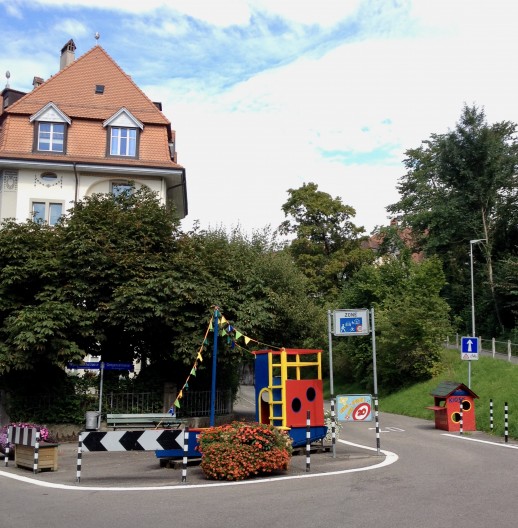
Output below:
[178,390,183,400]
[245,336,251,345]
[197,352,203,362]
[220,316,227,325]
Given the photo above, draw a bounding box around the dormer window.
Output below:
[38,123,65,152]
[30,103,71,154]
[110,127,137,156]
[103,108,143,159]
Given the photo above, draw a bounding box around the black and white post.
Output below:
[182,427,189,483]
[490,399,494,433]
[330,398,336,459]
[306,410,311,472]
[459,402,463,436]
[504,402,509,444]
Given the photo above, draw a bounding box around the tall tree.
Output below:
[278,182,370,299]
[387,104,518,335]
[338,255,452,392]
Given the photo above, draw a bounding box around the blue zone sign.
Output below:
[333,309,370,336]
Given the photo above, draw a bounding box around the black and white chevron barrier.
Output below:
[76,429,184,482]
[5,426,41,473]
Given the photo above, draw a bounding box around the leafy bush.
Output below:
[198,421,293,480]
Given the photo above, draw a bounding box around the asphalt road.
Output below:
[1,412,517,528]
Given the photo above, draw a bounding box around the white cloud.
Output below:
[3,0,518,236]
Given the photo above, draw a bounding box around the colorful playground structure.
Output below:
[253,348,327,447]
[155,348,327,460]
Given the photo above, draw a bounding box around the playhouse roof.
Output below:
[430,381,479,399]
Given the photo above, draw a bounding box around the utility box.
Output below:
[427,381,478,432]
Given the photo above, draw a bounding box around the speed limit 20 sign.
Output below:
[336,394,373,422]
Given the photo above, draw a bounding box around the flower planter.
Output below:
[15,442,59,472]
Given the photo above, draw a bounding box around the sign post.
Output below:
[328,308,380,455]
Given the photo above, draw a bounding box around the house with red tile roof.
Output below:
[0,39,187,225]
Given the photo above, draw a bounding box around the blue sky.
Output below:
[1,0,517,236]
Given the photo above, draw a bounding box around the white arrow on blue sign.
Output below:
[460,336,479,360]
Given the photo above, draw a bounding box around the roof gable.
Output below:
[29,102,71,124]
[430,381,479,399]
[6,46,169,126]
[103,107,144,129]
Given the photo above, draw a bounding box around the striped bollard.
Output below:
[32,430,41,474]
[459,403,463,436]
[76,434,83,482]
[331,398,336,459]
[490,399,494,433]
[504,402,509,444]
[182,427,189,482]
[4,426,11,467]
[306,410,311,472]
[374,394,380,455]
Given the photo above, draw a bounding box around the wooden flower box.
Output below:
[15,442,59,472]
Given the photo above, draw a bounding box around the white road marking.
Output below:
[442,433,518,449]
[0,438,398,492]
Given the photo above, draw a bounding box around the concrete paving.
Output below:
[0,385,384,488]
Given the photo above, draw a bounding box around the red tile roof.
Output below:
[7,45,169,125]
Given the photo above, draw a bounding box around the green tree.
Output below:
[337,255,451,392]
[0,193,324,400]
[388,104,518,335]
[278,182,370,300]
[0,219,94,373]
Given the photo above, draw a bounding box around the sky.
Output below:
[1,0,517,237]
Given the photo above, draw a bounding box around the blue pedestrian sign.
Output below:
[333,309,370,336]
[461,336,479,360]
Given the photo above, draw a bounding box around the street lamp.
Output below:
[468,239,486,388]
[470,239,486,337]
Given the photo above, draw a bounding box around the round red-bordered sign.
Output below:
[352,402,371,421]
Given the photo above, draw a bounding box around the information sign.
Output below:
[460,336,479,360]
[336,394,373,422]
[333,309,370,336]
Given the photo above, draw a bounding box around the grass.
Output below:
[332,348,518,439]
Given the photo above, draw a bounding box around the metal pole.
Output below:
[469,239,486,389]
[371,308,380,455]
[327,310,336,458]
[97,362,104,430]
[210,308,219,427]
[327,310,334,397]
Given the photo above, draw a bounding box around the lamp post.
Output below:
[469,238,486,387]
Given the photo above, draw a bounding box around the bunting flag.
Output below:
[172,306,285,414]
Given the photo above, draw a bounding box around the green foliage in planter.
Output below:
[198,421,293,481]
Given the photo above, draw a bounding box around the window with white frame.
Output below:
[104,108,143,159]
[109,127,137,157]
[38,122,65,152]
[30,103,70,154]
[32,201,63,225]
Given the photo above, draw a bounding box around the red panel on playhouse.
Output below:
[426,381,478,432]
[285,379,325,427]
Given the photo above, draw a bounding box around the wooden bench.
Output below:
[106,413,186,430]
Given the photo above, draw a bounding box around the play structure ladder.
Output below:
[266,349,322,430]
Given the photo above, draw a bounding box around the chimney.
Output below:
[32,76,44,89]
[60,39,76,70]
